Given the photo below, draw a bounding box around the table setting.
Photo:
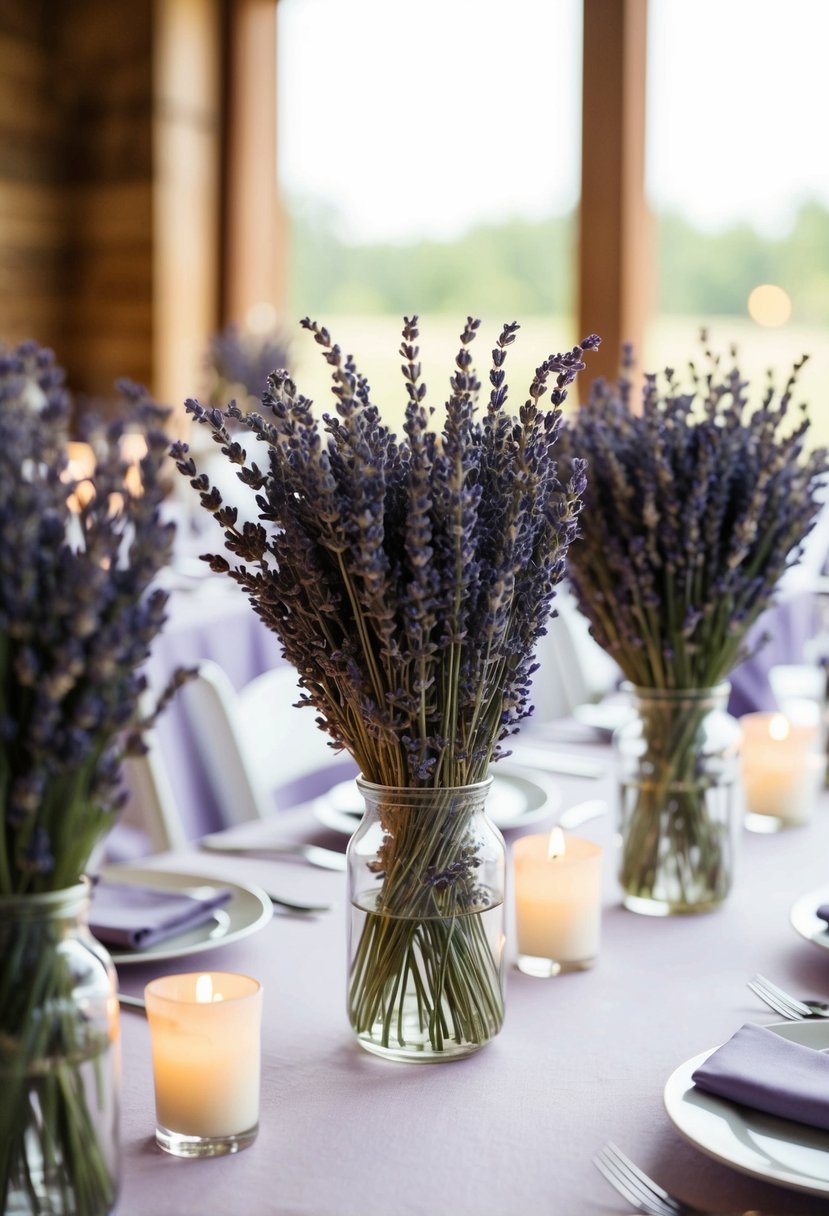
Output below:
[103,762,829,1215]
[5,327,829,1216]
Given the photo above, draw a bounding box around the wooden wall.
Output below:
[0,0,221,415]
[0,1,64,356]
[58,0,155,398]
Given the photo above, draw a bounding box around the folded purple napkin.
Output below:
[89,881,232,949]
[692,1022,829,1131]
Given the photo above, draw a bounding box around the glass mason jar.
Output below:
[347,777,506,1063]
[614,685,741,915]
[0,883,121,1216]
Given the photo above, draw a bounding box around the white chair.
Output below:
[119,732,189,852]
[100,722,189,862]
[179,660,356,826]
[529,586,621,721]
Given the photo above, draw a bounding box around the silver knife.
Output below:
[199,837,348,872]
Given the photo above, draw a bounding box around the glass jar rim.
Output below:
[621,681,732,701]
[0,879,89,919]
[356,775,494,797]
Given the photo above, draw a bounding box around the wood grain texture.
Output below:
[579,0,652,394]
[223,0,286,325]
[0,2,62,350]
[0,0,221,413]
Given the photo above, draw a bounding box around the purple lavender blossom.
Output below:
[559,338,829,689]
[0,343,188,893]
[172,318,599,786]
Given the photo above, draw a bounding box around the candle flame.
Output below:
[63,441,96,513]
[195,974,213,1003]
[120,432,147,498]
[769,714,790,742]
[61,437,146,515]
[547,826,566,860]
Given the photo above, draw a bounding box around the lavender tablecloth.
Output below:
[113,741,829,1216]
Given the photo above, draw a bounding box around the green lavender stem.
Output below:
[0,890,118,1216]
[618,687,738,912]
[348,785,504,1055]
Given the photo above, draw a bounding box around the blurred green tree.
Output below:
[286,199,829,323]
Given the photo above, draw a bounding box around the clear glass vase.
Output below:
[614,685,741,915]
[347,777,506,1063]
[0,883,121,1215]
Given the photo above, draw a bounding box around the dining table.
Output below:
[111,728,829,1216]
[113,564,826,863]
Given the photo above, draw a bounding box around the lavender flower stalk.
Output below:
[173,316,598,1055]
[559,337,829,912]
[0,350,186,894]
[0,341,187,1214]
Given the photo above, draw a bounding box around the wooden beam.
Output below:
[153,0,222,416]
[579,0,651,391]
[223,0,286,329]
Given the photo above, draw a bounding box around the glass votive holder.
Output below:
[512,829,603,978]
[740,712,826,832]
[145,971,263,1158]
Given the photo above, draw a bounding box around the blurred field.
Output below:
[287,314,828,447]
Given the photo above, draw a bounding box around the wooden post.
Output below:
[579,0,651,392]
[222,0,286,329]
[153,0,222,416]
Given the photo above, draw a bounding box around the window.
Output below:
[276,0,582,421]
[645,0,829,437]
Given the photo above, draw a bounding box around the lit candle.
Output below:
[63,441,96,513]
[513,828,603,977]
[741,711,825,829]
[120,431,147,498]
[144,971,263,1157]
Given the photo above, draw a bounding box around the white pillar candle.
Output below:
[741,712,825,828]
[513,829,603,977]
[145,971,263,1157]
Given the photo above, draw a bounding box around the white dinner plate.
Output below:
[97,866,273,966]
[313,769,558,836]
[790,884,829,951]
[664,1020,829,1197]
[572,701,635,736]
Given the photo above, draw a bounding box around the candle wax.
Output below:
[513,833,602,965]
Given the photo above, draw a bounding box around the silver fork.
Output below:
[593,1142,774,1216]
[748,973,829,1020]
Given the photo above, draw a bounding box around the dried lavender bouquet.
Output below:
[0,341,185,1213]
[0,345,182,893]
[559,339,829,910]
[173,316,598,1053]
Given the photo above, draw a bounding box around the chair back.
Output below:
[530,588,620,720]
[180,660,354,825]
[115,728,189,856]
